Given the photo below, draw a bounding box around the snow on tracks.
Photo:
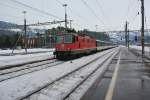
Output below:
[0,52,54,70]
[23,48,119,100]
[0,59,64,82]
[66,48,119,100]
[0,48,54,56]
[0,48,118,100]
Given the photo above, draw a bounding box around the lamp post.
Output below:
[23,11,27,53]
[95,25,98,39]
[63,4,67,32]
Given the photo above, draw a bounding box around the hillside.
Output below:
[0,21,19,29]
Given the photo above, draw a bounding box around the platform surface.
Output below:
[81,47,150,100]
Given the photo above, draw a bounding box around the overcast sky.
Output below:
[0,0,150,31]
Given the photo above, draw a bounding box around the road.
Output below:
[81,47,150,100]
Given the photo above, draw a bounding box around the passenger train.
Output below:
[54,33,116,59]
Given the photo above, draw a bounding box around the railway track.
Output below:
[0,54,54,70]
[0,58,64,82]
[20,48,119,100]
[0,51,53,56]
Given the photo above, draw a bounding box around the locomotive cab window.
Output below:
[56,36,63,43]
[64,35,75,43]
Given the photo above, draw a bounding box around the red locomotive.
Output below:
[54,33,97,59]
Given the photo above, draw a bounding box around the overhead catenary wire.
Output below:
[130,12,139,26]
[9,0,63,20]
[55,0,62,5]
[80,0,107,30]
[55,0,92,29]
[130,1,141,30]
[125,0,139,21]
[0,4,21,19]
[144,7,149,40]
[95,0,110,24]
[94,0,121,32]
[121,0,136,23]
[0,1,22,11]
[144,8,149,32]
[126,0,132,20]
[145,16,148,32]
[0,1,55,22]
[55,0,89,23]
[122,0,140,31]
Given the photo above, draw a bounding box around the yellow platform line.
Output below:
[105,52,121,100]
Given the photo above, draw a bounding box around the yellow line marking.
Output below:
[105,52,121,100]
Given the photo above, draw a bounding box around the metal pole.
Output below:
[95,25,98,32]
[128,29,129,49]
[63,4,67,32]
[23,11,27,54]
[70,20,72,29]
[141,0,145,57]
[125,21,128,47]
[95,25,98,39]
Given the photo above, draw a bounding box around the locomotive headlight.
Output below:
[61,44,64,49]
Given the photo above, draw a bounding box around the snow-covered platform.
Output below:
[0,48,54,56]
[0,48,54,69]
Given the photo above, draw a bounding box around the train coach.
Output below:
[96,40,116,51]
[54,33,115,59]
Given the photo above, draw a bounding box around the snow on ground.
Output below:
[67,49,119,100]
[0,48,54,55]
[0,52,54,68]
[130,45,150,52]
[0,48,117,100]
[28,48,119,100]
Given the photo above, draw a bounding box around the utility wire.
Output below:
[144,8,149,32]
[145,17,148,32]
[126,0,132,20]
[95,0,120,32]
[80,0,106,28]
[130,12,139,25]
[9,0,63,20]
[126,0,139,21]
[122,0,140,31]
[55,0,91,27]
[68,7,90,24]
[0,2,50,20]
[55,0,62,5]
[56,0,107,31]
[0,2,21,11]
[56,0,87,21]
[95,0,110,24]
[144,14,149,44]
